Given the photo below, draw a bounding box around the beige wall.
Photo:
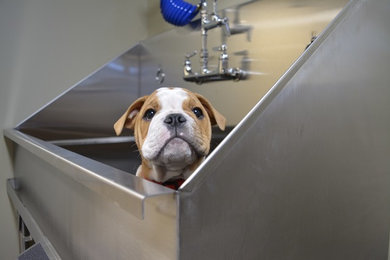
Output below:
[0,0,148,258]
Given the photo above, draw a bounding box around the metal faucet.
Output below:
[183,0,247,84]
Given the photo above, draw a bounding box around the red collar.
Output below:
[148,178,185,190]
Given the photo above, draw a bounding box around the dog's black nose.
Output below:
[164,113,187,127]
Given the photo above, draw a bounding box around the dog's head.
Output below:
[114,87,225,182]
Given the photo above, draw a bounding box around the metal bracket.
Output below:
[7,179,61,259]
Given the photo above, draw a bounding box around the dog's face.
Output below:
[114,87,225,182]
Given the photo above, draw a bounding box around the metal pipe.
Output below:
[200,1,209,73]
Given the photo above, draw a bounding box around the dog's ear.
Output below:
[195,93,226,131]
[114,96,148,135]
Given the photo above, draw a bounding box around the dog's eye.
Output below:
[143,109,156,120]
[192,107,204,119]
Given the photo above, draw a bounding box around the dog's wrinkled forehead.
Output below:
[155,87,188,112]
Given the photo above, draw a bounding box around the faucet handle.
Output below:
[222,17,231,36]
[213,44,227,52]
[184,50,198,76]
[185,50,198,60]
[213,44,228,55]
[216,44,229,73]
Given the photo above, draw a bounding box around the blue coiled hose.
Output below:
[160,0,199,26]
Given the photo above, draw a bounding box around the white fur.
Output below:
[156,87,188,112]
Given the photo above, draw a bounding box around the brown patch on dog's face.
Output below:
[131,92,161,158]
[184,90,226,130]
[181,93,213,155]
[114,91,164,160]
[182,90,226,156]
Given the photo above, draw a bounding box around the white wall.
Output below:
[0,0,148,258]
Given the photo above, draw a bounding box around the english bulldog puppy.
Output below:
[114,87,225,189]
